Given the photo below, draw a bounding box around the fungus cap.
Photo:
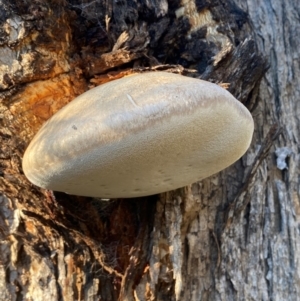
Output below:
[22,72,254,198]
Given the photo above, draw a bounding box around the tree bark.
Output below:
[0,0,299,300]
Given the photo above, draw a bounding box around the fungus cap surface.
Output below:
[22,72,254,198]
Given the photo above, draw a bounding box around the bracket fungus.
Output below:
[22,72,254,198]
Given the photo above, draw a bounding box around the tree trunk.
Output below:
[0,0,299,300]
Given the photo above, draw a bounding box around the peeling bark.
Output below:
[0,0,299,300]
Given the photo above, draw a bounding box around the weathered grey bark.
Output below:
[0,0,299,300]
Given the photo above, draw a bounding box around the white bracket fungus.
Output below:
[22,72,254,198]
